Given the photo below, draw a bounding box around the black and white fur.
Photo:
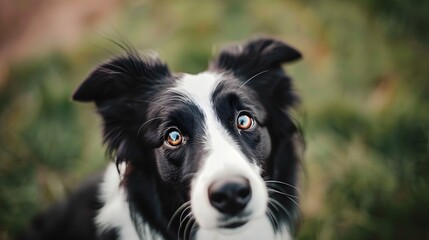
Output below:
[19,38,302,240]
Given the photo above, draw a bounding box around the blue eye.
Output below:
[165,129,183,146]
[237,113,254,130]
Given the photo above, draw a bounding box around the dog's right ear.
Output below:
[72,53,171,105]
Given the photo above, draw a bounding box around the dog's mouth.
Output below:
[218,214,250,229]
[220,220,248,229]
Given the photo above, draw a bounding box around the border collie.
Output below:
[19,38,302,240]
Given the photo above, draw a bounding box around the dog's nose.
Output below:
[208,176,251,215]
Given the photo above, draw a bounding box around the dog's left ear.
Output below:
[209,37,301,77]
[210,38,302,109]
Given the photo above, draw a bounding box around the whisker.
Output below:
[238,70,269,89]
[179,212,192,230]
[179,212,193,226]
[189,221,198,240]
[266,183,297,194]
[168,201,191,228]
[265,180,301,193]
[267,188,299,199]
[266,207,278,229]
[183,217,195,240]
[179,206,192,223]
[286,195,302,211]
[267,199,280,214]
[178,212,193,240]
[269,198,292,220]
[267,199,287,229]
[136,117,163,137]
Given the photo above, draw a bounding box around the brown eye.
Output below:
[165,129,183,146]
[237,113,254,130]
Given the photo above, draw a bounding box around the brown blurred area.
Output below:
[0,0,122,87]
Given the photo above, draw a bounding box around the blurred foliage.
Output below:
[0,0,428,239]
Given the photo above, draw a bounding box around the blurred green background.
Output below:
[0,0,428,239]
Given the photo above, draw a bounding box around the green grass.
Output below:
[0,0,428,239]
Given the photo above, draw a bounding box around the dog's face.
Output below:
[73,38,301,238]
[152,72,272,229]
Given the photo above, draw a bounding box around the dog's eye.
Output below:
[165,129,183,147]
[237,113,254,130]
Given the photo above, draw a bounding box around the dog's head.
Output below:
[73,38,302,239]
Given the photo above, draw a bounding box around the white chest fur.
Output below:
[95,164,163,240]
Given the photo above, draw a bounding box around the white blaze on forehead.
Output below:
[172,72,238,153]
[173,72,220,111]
[173,72,238,155]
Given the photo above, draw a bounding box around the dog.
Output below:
[18,37,302,240]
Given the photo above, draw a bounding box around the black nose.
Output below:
[208,176,252,215]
